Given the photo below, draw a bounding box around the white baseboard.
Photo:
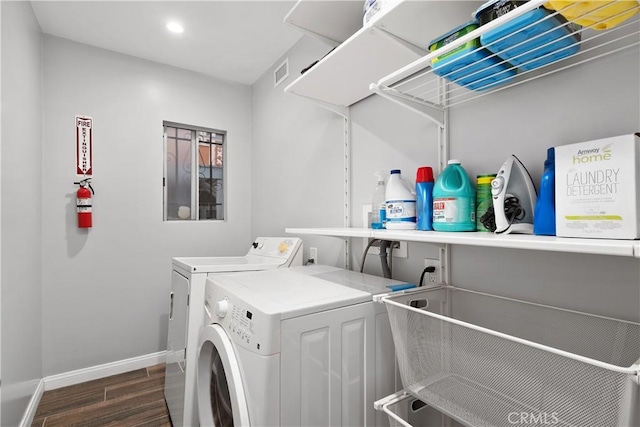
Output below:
[19,379,45,427]
[44,350,167,391]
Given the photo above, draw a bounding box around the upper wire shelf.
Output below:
[371,0,640,114]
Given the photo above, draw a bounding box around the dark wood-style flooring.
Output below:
[31,364,172,427]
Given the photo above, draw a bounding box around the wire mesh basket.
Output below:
[379,286,640,427]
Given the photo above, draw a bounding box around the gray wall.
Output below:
[252,36,347,266]
[41,36,253,376]
[254,34,640,319]
[252,36,443,270]
[1,2,43,426]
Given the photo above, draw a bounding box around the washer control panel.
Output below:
[227,302,254,346]
[205,278,280,355]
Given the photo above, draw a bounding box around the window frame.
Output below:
[163,121,226,221]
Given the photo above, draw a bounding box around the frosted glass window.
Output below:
[164,122,225,221]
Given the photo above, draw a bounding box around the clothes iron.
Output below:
[490,155,538,234]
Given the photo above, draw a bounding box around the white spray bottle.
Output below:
[371,171,387,229]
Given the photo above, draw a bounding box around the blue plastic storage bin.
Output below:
[429,21,516,91]
[475,0,581,71]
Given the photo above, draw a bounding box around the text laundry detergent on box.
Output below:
[555,133,640,239]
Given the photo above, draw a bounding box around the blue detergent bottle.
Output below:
[534,147,556,235]
[432,160,476,232]
[415,166,434,231]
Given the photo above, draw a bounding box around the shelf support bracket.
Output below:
[370,83,444,128]
[286,92,349,119]
[371,25,426,57]
[283,21,341,48]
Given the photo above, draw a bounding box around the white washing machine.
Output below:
[196,265,404,427]
[165,237,303,427]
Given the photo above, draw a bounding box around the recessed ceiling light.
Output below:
[166,22,184,34]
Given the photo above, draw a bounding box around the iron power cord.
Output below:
[479,195,525,232]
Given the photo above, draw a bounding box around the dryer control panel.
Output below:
[247,237,302,262]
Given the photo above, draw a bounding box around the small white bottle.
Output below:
[371,172,387,229]
[385,169,416,230]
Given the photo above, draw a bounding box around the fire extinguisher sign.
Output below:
[75,115,93,176]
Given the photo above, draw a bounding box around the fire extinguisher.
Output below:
[74,178,94,228]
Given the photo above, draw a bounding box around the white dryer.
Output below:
[196,266,404,427]
[165,237,303,427]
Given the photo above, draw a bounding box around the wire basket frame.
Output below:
[382,287,640,427]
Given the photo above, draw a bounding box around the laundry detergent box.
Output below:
[555,133,640,239]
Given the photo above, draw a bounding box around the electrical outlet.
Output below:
[309,247,318,265]
[424,258,441,284]
[364,239,408,258]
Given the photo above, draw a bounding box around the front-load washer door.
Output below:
[198,324,250,427]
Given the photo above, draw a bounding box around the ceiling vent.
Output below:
[274,58,289,88]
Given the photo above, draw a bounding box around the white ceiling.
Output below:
[30,1,303,85]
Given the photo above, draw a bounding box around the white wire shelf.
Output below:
[371,0,640,118]
[285,227,640,258]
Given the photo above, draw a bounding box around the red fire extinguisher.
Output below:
[74,178,94,228]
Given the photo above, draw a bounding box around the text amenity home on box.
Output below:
[555,133,640,239]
